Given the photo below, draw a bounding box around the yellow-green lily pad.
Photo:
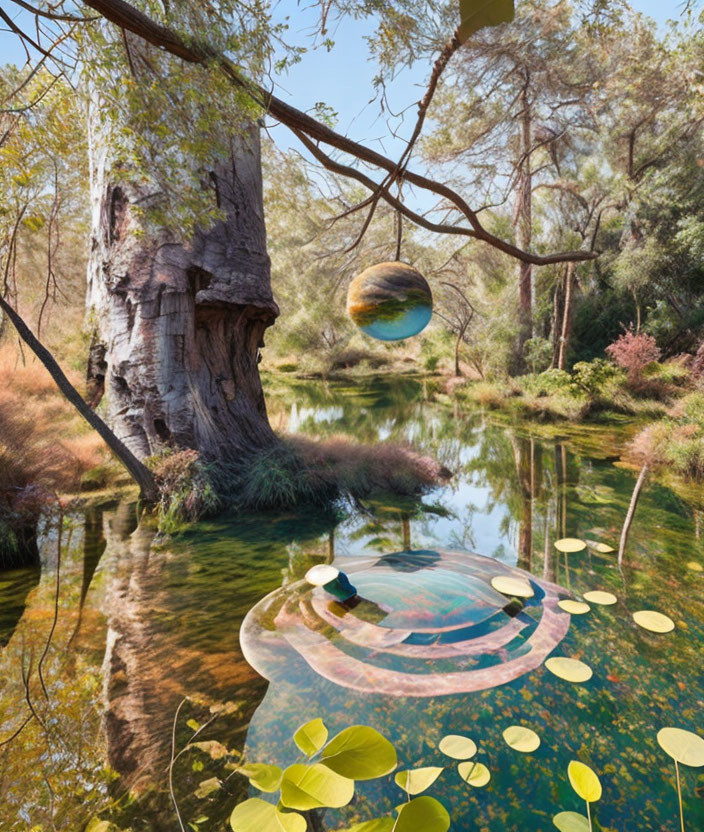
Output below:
[438,735,477,760]
[545,657,593,683]
[632,610,675,633]
[657,728,704,767]
[582,590,617,605]
[554,538,587,553]
[558,600,591,615]
[593,542,615,553]
[568,761,602,802]
[502,725,540,753]
[490,576,534,598]
[686,561,703,572]
[553,811,590,831]
[457,761,490,787]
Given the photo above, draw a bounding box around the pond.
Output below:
[0,376,703,831]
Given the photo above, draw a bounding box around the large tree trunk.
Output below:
[86,108,279,463]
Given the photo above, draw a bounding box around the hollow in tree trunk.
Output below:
[86,112,279,464]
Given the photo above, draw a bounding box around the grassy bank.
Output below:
[442,359,691,424]
[0,346,125,564]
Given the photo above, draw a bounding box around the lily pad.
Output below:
[632,610,675,633]
[490,576,534,598]
[545,657,593,683]
[686,561,703,572]
[568,761,602,802]
[558,600,591,615]
[554,538,587,553]
[553,811,590,832]
[657,727,704,767]
[502,725,540,753]
[293,718,328,757]
[593,542,615,553]
[394,767,444,795]
[457,761,491,787]
[280,763,354,810]
[230,798,306,832]
[438,734,477,759]
[582,590,617,605]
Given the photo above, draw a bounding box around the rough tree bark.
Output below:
[86,105,279,464]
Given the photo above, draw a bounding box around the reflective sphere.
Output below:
[346,262,433,341]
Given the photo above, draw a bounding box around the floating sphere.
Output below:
[346,261,433,341]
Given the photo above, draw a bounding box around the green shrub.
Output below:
[523,337,553,373]
[569,359,625,399]
[520,368,571,396]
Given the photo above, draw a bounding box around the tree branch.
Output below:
[79,0,597,266]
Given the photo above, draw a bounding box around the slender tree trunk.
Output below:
[618,464,648,567]
[86,97,278,464]
[512,435,532,571]
[557,261,575,371]
[0,292,159,502]
[454,331,462,376]
[514,77,533,367]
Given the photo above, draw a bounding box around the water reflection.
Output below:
[0,376,702,830]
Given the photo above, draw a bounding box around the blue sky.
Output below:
[265,0,683,156]
[0,1,689,163]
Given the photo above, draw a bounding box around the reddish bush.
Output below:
[605,330,661,381]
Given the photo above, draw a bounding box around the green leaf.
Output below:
[279,763,354,810]
[321,726,397,779]
[553,812,590,832]
[438,734,477,760]
[394,796,450,832]
[457,761,491,787]
[338,820,395,832]
[567,761,602,802]
[657,727,704,767]
[394,767,444,795]
[294,718,328,757]
[458,0,515,44]
[238,763,283,793]
[230,798,306,832]
[194,777,221,798]
[186,719,201,732]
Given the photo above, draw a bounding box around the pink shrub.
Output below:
[606,330,661,380]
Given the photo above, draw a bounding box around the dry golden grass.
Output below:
[0,344,108,497]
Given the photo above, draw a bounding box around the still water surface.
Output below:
[1,376,702,831]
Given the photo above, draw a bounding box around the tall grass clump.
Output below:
[148,435,451,531]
